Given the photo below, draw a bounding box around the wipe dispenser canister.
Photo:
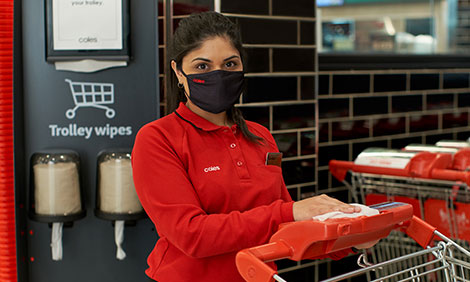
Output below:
[29,150,86,261]
[95,149,145,260]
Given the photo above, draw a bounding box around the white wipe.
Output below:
[115,220,126,260]
[313,203,379,222]
[51,222,63,261]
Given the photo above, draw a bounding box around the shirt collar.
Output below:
[175,102,237,132]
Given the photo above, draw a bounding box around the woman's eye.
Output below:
[225,61,236,68]
[196,64,208,70]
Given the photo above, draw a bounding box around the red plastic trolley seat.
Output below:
[403,144,470,171]
[449,148,470,171]
[236,202,436,282]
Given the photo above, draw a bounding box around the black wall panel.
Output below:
[18,1,159,281]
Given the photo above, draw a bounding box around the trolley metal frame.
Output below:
[321,230,470,282]
[349,173,470,239]
[344,173,470,282]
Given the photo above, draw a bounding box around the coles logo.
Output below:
[204,166,220,173]
[193,78,205,84]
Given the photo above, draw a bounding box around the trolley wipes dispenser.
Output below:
[95,149,146,260]
[29,150,86,261]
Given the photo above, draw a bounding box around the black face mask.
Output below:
[182,70,245,114]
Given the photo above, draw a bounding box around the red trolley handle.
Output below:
[328,160,353,182]
[236,216,437,282]
[431,168,470,185]
[329,159,409,182]
[236,241,292,282]
[401,215,437,248]
[236,202,413,282]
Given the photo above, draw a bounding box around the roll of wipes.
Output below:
[99,158,142,214]
[34,162,81,216]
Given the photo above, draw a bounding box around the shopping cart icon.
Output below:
[64,79,116,119]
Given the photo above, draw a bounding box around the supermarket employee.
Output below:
[132,12,366,282]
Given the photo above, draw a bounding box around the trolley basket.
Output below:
[326,147,470,281]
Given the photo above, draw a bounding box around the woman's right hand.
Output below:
[292,194,361,221]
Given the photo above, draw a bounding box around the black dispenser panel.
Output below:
[18,1,159,281]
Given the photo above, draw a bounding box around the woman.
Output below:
[132,11,366,282]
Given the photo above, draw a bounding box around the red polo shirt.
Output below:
[132,103,349,282]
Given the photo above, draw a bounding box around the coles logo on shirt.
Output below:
[204,166,220,173]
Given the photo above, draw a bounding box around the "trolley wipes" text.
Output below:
[49,123,132,139]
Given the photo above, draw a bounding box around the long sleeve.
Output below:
[132,123,294,259]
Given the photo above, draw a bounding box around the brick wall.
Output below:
[318,69,470,202]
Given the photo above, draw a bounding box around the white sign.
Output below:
[52,0,123,50]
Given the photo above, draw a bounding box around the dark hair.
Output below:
[167,11,264,144]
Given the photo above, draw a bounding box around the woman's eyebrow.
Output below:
[224,55,240,61]
[191,57,211,62]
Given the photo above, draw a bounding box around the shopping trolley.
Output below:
[329,147,470,240]
[236,202,470,282]
[327,147,470,281]
[64,79,115,119]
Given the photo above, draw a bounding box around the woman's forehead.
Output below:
[185,36,240,61]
